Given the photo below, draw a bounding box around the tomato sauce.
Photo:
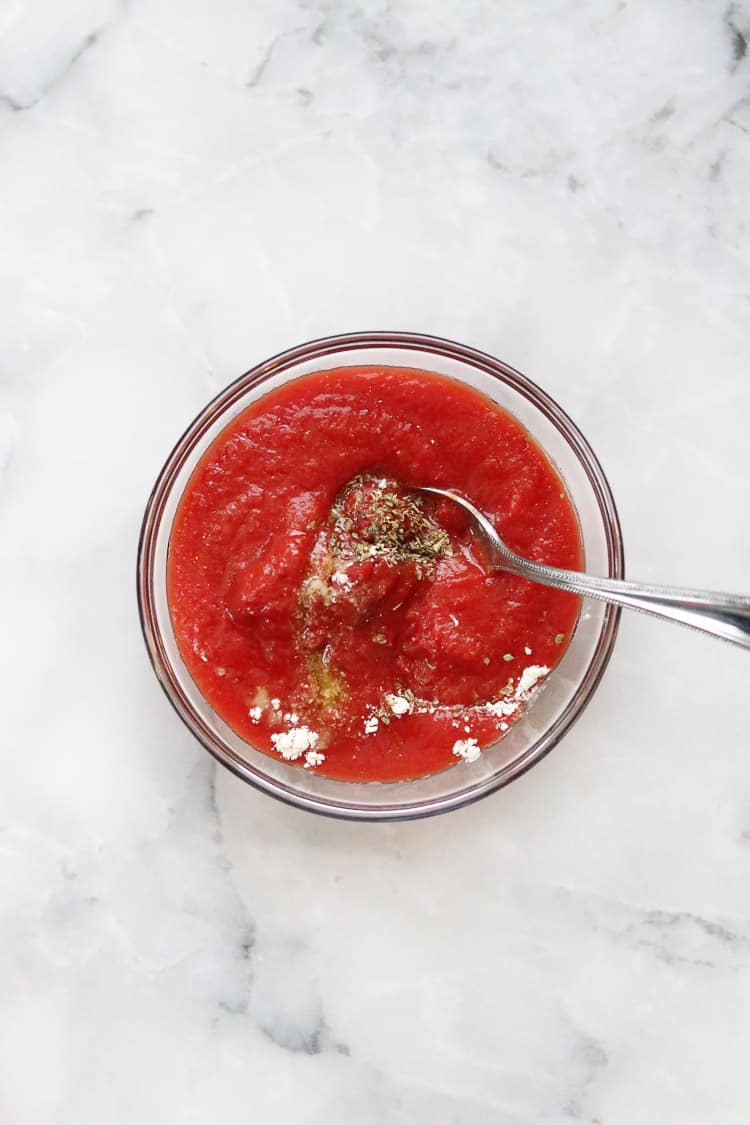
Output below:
[167,367,582,781]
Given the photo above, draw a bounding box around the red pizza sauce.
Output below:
[167,366,582,782]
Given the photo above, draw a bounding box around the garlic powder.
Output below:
[271,726,319,761]
[484,698,519,719]
[330,570,352,590]
[452,738,481,763]
[516,665,550,701]
[385,693,411,716]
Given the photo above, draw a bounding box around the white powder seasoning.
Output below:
[248,706,263,722]
[452,738,481,763]
[271,726,319,761]
[516,665,550,701]
[385,693,411,716]
[363,715,379,735]
[330,569,352,591]
[303,750,325,769]
[484,664,551,722]
[484,697,518,719]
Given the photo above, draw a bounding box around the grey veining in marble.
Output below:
[1,1,749,1122]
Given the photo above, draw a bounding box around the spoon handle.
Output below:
[496,552,750,650]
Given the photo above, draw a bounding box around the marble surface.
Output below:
[2,1,750,1121]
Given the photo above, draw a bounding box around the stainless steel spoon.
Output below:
[419,487,750,650]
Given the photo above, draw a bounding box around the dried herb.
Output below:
[329,475,452,569]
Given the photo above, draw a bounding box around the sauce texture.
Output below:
[168,366,582,781]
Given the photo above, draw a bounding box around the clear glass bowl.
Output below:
[138,332,623,820]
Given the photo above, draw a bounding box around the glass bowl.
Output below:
[137,332,623,820]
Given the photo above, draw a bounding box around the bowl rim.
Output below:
[137,330,623,820]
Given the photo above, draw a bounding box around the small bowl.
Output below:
[138,332,623,821]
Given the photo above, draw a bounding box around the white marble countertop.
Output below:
[2,1,750,1121]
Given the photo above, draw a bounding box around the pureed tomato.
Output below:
[167,366,582,781]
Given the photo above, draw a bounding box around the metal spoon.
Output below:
[419,487,750,650]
